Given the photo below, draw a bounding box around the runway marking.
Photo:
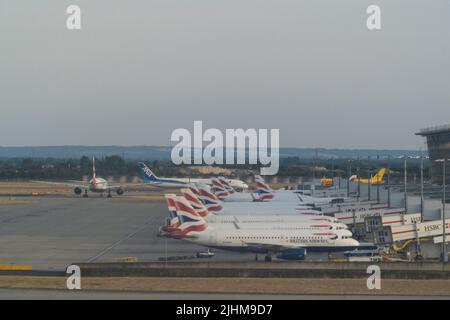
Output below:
[0,264,33,271]
[86,219,153,263]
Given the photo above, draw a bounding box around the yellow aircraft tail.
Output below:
[372,168,386,184]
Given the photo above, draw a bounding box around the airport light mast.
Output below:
[435,158,449,263]
[404,157,408,213]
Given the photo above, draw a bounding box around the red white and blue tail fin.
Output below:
[254,175,273,195]
[218,177,235,194]
[211,178,232,200]
[172,196,208,237]
[162,194,181,232]
[191,184,223,212]
[252,192,274,202]
[180,188,209,217]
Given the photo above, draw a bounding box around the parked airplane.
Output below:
[32,157,124,197]
[320,177,334,187]
[169,196,360,261]
[188,185,316,214]
[209,176,276,202]
[349,168,386,185]
[161,193,348,236]
[253,175,346,205]
[137,162,248,190]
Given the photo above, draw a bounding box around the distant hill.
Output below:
[0,145,423,160]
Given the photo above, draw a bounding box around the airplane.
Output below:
[349,168,386,185]
[32,157,124,197]
[188,185,317,214]
[161,193,349,236]
[208,176,276,202]
[168,196,360,261]
[320,177,334,187]
[137,162,248,190]
[253,175,346,205]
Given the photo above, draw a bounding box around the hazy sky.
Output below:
[1,0,449,149]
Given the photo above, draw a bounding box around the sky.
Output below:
[1,0,449,149]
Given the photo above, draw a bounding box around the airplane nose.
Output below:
[343,230,353,237]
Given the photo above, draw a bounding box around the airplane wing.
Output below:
[31,180,89,188]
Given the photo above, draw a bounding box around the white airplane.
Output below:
[252,175,346,206]
[169,197,360,261]
[208,176,275,202]
[32,157,124,197]
[161,194,349,236]
[183,187,320,215]
[137,162,248,190]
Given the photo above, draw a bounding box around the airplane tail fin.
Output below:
[194,184,223,212]
[172,196,208,237]
[137,162,159,182]
[254,175,264,183]
[211,178,232,200]
[164,194,177,219]
[218,177,235,194]
[162,194,180,233]
[255,176,273,195]
[252,192,274,202]
[180,188,209,217]
[373,168,386,183]
[252,174,274,201]
[92,157,96,180]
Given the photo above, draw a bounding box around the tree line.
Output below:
[0,155,427,181]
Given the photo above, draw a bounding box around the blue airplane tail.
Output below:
[137,162,159,182]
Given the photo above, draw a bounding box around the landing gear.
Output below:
[107,190,112,198]
[264,255,272,262]
[82,189,88,198]
[254,254,259,261]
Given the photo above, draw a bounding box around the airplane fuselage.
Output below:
[88,177,109,193]
[182,228,359,253]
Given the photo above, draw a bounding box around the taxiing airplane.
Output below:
[32,157,124,197]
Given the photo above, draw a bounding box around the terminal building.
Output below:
[416,124,450,184]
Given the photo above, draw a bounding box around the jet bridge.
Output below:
[372,219,450,245]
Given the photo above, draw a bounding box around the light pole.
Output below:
[387,157,391,208]
[376,155,380,204]
[420,156,424,222]
[367,156,371,201]
[436,158,448,263]
[404,157,408,212]
[357,156,361,201]
[347,160,351,198]
[443,158,447,263]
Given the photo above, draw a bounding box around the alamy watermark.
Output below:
[66,264,81,290]
[171,121,279,175]
[366,265,381,290]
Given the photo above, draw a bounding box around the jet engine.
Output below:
[116,187,124,195]
[74,187,82,195]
